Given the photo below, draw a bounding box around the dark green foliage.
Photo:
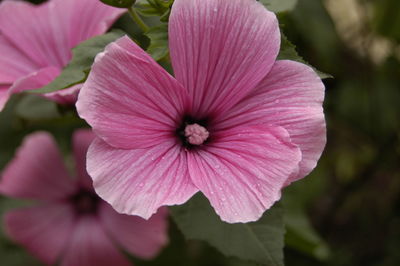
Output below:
[100,0,136,8]
[171,194,285,266]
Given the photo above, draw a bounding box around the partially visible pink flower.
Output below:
[77,0,326,223]
[0,0,125,110]
[0,130,168,266]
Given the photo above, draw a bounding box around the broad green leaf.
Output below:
[284,206,330,260]
[171,194,285,266]
[15,95,60,121]
[228,258,261,266]
[145,24,169,61]
[278,34,332,79]
[136,0,173,20]
[33,30,125,94]
[283,184,330,261]
[100,0,136,8]
[259,0,297,13]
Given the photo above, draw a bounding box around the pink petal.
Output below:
[0,84,10,111]
[0,35,39,83]
[4,203,76,265]
[77,36,190,149]
[0,132,76,200]
[60,215,130,266]
[187,125,301,223]
[8,66,60,95]
[0,0,124,68]
[169,0,280,118]
[66,0,126,49]
[86,137,198,219]
[215,60,326,183]
[44,84,81,105]
[99,203,169,259]
[72,129,95,190]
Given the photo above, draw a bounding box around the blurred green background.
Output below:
[1,0,399,265]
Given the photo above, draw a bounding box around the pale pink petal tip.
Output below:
[0,86,10,111]
[44,84,81,105]
[72,129,96,189]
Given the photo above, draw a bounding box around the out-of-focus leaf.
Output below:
[259,0,297,13]
[15,95,60,121]
[99,0,136,8]
[136,0,173,21]
[32,30,125,94]
[227,257,261,266]
[145,24,169,61]
[373,0,400,42]
[284,206,330,260]
[171,194,285,266]
[283,183,330,261]
[278,34,332,79]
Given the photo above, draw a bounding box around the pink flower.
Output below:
[0,130,168,266]
[76,0,326,223]
[0,0,125,110]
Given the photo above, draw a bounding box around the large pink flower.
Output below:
[0,0,125,110]
[0,130,168,266]
[76,0,326,223]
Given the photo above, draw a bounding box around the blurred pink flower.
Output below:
[0,0,125,110]
[0,130,168,266]
[77,0,326,223]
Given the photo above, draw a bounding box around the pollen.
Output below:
[184,123,209,145]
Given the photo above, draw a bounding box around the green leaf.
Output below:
[259,0,298,13]
[145,24,169,61]
[283,186,330,261]
[284,207,330,260]
[136,0,173,19]
[100,0,136,8]
[33,30,125,94]
[15,95,61,121]
[278,34,332,79]
[171,194,285,266]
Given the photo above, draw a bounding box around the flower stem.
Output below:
[127,6,149,33]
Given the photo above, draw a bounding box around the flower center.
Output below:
[70,189,99,215]
[184,123,209,145]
